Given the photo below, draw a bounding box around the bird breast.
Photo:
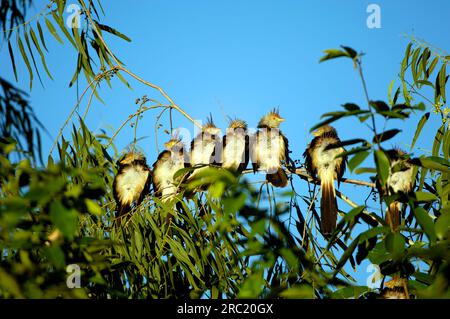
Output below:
[191,139,217,165]
[312,137,344,177]
[254,130,285,172]
[387,160,414,194]
[115,165,149,205]
[154,154,184,199]
[223,133,246,169]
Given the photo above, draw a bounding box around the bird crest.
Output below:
[312,125,337,137]
[258,108,285,128]
[203,114,221,135]
[227,116,248,130]
[164,133,184,151]
[118,151,146,166]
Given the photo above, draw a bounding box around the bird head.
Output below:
[228,117,248,130]
[312,125,337,137]
[203,114,221,136]
[164,137,184,152]
[258,108,285,128]
[118,152,146,166]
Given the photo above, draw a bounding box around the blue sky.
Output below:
[1,0,449,288]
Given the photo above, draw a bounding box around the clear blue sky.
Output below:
[1,0,449,288]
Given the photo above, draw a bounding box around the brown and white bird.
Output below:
[188,115,222,186]
[380,148,415,231]
[221,118,249,174]
[304,125,346,236]
[113,152,152,224]
[252,109,289,188]
[152,137,186,202]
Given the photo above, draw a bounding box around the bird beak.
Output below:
[277,117,285,123]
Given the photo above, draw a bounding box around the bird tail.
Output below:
[266,168,288,188]
[386,201,401,231]
[320,172,337,236]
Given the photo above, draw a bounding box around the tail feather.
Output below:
[320,176,337,236]
[266,168,288,188]
[386,201,401,231]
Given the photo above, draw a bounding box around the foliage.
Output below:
[0,1,449,299]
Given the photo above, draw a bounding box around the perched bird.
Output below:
[188,115,222,184]
[112,152,152,224]
[379,148,415,231]
[152,137,186,202]
[252,109,289,188]
[304,125,346,236]
[221,118,249,174]
[380,276,409,299]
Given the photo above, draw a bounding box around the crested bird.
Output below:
[112,152,152,225]
[304,125,346,236]
[188,115,222,190]
[221,118,249,174]
[252,109,290,188]
[379,148,415,231]
[152,137,186,202]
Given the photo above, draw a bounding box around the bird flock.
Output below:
[113,109,414,235]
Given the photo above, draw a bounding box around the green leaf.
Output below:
[23,28,43,86]
[331,286,369,299]
[319,48,349,63]
[95,21,132,42]
[373,129,401,144]
[370,101,389,112]
[36,21,48,52]
[7,40,18,81]
[432,124,445,158]
[354,167,377,175]
[368,242,390,265]
[443,129,450,160]
[348,150,370,172]
[279,285,314,299]
[400,43,412,81]
[29,26,53,80]
[388,80,395,106]
[342,103,360,111]
[44,246,66,269]
[414,191,438,202]
[419,156,450,172]
[411,47,421,83]
[51,10,77,49]
[385,233,405,255]
[413,207,437,243]
[375,150,390,186]
[438,63,447,102]
[410,112,430,151]
[341,46,358,58]
[427,56,439,76]
[45,17,63,44]
[17,34,33,89]
[435,210,450,240]
[49,202,79,240]
[85,199,102,215]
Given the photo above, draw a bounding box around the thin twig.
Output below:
[293,168,376,188]
[49,70,112,155]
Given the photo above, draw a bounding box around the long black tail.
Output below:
[266,168,288,188]
[320,176,337,236]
